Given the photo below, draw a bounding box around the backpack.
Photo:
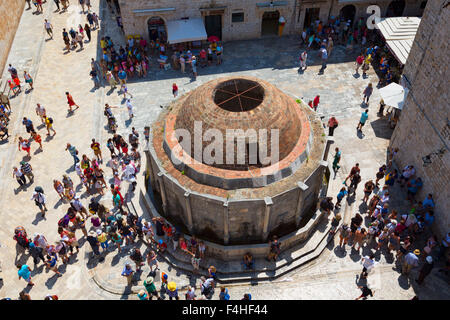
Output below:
[48,117,53,124]
[58,215,70,228]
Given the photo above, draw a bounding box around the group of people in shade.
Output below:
[322,146,449,299]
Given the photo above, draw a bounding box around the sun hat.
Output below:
[158,239,163,245]
[89,230,96,237]
[414,249,420,256]
[138,290,146,296]
[96,229,102,235]
[145,276,154,284]
[426,256,433,264]
[168,281,176,291]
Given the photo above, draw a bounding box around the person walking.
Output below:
[360,253,375,278]
[44,115,56,136]
[84,23,92,42]
[75,32,84,49]
[35,103,45,123]
[53,0,60,11]
[20,161,34,183]
[28,243,46,266]
[17,264,34,287]
[327,116,338,136]
[357,110,369,132]
[355,285,374,300]
[313,95,320,111]
[44,19,53,39]
[147,249,159,272]
[349,172,361,195]
[90,68,100,89]
[18,137,31,157]
[66,92,80,112]
[13,167,27,187]
[332,147,341,172]
[402,249,420,275]
[23,71,33,90]
[90,138,102,162]
[143,276,160,300]
[319,47,328,73]
[362,83,373,104]
[126,99,134,120]
[66,143,80,168]
[31,186,47,216]
[363,180,375,203]
[335,187,348,208]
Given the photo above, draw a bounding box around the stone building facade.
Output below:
[117,0,427,42]
[0,0,25,76]
[390,0,449,237]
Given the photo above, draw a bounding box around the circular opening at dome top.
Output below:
[213,79,264,112]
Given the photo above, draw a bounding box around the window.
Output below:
[232,12,244,23]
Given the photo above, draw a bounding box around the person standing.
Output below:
[126,99,134,120]
[90,138,102,162]
[66,92,80,112]
[349,172,362,195]
[402,249,420,275]
[90,68,100,89]
[44,19,53,39]
[121,263,134,286]
[416,255,434,284]
[357,110,369,132]
[180,55,186,73]
[363,180,375,203]
[172,83,178,97]
[299,50,307,71]
[332,147,341,172]
[87,230,101,257]
[144,277,160,300]
[266,235,281,261]
[319,47,328,73]
[362,83,373,104]
[327,116,338,136]
[35,103,47,126]
[355,53,364,74]
[326,37,333,57]
[28,243,46,266]
[75,32,84,49]
[18,137,31,157]
[84,23,91,42]
[17,264,34,287]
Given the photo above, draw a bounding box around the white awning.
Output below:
[166,19,207,44]
[376,17,421,65]
[379,83,409,110]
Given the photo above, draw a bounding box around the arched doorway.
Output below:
[386,0,406,17]
[147,16,166,42]
[340,5,356,25]
[261,10,280,36]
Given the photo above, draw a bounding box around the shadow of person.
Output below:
[45,273,60,289]
[356,129,365,139]
[53,198,65,209]
[33,148,43,155]
[353,73,361,79]
[31,212,46,225]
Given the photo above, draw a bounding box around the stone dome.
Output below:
[162,76,313,190]
[173,76,304,170]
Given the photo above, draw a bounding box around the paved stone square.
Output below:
[0,0,448,301]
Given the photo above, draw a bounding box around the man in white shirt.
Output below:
[31,189,47,216]
[126,99,134,119]
[44,19,53,39]
[360,253,375,278]
[35,103,46,124]
[399,165,415,187]
[402,249,420,275]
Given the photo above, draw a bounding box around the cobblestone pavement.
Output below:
[0,1,448,300]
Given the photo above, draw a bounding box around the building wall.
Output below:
[0,0,25,74]
[390,0,450,237]
[118,0,425,42]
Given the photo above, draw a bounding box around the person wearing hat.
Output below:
[86,230,101,256]
[416,256,434,284]
[167,281,179,300]
[121,263,134,286]
[144,276,160,300]
[402,249,420,275]
[97,229,109,252]
[137,290,148,300]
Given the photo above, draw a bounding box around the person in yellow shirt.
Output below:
[44,116,56,136]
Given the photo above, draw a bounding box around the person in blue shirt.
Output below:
[407,177,423,202]
[17,264,34,286]
[357,110,369,131]
[336,187,348,207]
[422,194,435,209]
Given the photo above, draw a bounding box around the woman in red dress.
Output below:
[66,92,80,112]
